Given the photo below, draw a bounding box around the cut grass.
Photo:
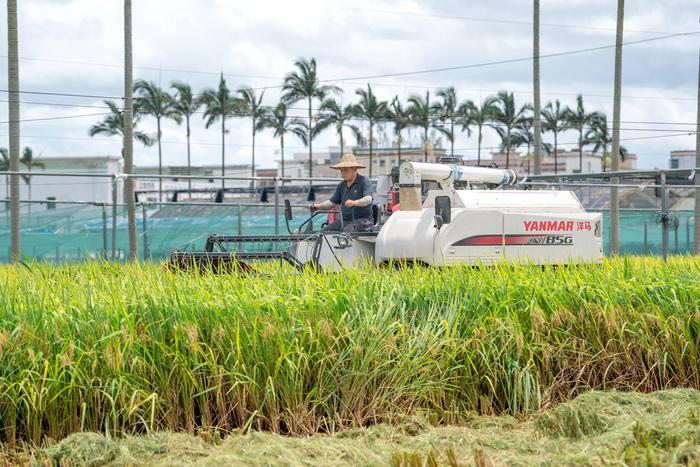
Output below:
[4,389,699,466]
[0,257,699,445]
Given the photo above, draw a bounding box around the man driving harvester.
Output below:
[310,154,374,232]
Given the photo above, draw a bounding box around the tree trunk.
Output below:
[221,114,226,193]
[610,0,625,255]
[603,147,608,172]
[533,0,542,175]
[339,126,344,156]
[27,169,31,219]
[450,119,454,157]
[124,0,138,261]
[423,126,428,162]
[186,115,191,198]
[505,129,511,168]
[554,133,558,174]
[308,96,313,190]
[369,121,374,178]
[280,133,285,181]
[157,117,162,203]
[579,129,584,173]
[251,118,256,192]
[8,0,20,262]
[477,125,482,165]
[397,133,402,166]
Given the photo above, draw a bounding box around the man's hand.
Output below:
[309,203,320,211]
[345,199,356,208]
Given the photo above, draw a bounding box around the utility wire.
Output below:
[0,100,697,131]
[0,30,696,98]
[4,99,699,125]
[336,6,676,36]
[0,112,111,124]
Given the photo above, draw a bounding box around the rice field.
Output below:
[0,257,699,461]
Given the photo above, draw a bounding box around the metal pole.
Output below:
[274,177,280,235]
[101,204,108,260]
[141,202,149,261]
[532,0,542,175]
[610,0,625,255]
[237,205,242,235]
[111,177,118,261]
[661,172,669,262]
[644,222,648,255]
[695,36,700,254]
[687,217,691,253]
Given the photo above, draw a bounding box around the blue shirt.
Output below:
[329,174,373,222]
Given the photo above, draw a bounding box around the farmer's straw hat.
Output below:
[330,154,366,169]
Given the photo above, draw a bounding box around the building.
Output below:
[0,156,123,204]
[463,148,637,176]
[669,150,696,169]
[281,145,448,184]
[133,163,253,202]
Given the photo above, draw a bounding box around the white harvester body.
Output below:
[293,161,603,269]
[375,189,603,266]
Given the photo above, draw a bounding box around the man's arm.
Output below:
[312,199,336,210]
[347,176,373,207]
[311,183,341,211]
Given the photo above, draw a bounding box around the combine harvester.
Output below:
[169,162,603,272]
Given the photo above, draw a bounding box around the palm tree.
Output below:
[88,100,153,147]
[134,80,181,202]
[387,96,410,166]
[171,81,201,198]
[407,91,436,162]
[19,147,44,216]
[282,58,340,185]
[459,97,498,165]
[513,119,551,176]
[262,101,302,181]
[586,113,627,172]
[317,97,358,156]
[492,91,531,169]
[235,87,267,189]
[8,0,20,262]
[352,84,388,176]
[200,74,237,192]
[564,94,601,173]
[541,100,567,174]
[432,87,463,157]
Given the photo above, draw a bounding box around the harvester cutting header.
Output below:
[170,160,602,272]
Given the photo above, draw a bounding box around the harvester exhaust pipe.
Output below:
[398,162,517,211]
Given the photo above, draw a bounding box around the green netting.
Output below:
[0,202,309,263]
[0,203,695,263]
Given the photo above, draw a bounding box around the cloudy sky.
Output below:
[0,0,698,174]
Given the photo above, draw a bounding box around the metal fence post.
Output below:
[100,203,108,260]
[643,222,648,255]
[661,172,669,262]
[141,202,149,261]
[274,177,280,235]
[674,223,679,254]
[111,176,118,261]
[237,205,242,235]
[687,217,692,253]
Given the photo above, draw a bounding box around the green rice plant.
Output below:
[0,257,699,444]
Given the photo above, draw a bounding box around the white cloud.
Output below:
[0,0,697,171]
